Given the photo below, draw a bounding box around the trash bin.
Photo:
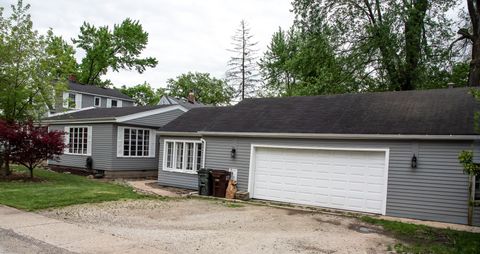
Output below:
[210,170,231,198]
[197,168,212,196]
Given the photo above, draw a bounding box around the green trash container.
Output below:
[197,168,212,196]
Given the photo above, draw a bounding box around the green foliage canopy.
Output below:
[120,82,165,106]
[167,72,233,105]
[73,18,158,87]
[0,1,72,121]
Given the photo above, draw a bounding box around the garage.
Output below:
[250,146,389,215]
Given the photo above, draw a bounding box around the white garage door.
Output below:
[251,147,388,214]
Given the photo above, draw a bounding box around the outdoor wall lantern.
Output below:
[231,148,236,158]
[411,154,417,169]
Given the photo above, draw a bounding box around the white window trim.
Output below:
[117,126,155,158]
[162,139,204,174]
[94,97,101,107]
[63,126,92,156]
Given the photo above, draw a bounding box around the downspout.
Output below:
[201,138,206,169]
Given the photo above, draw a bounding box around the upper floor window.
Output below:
[94,97,101,107]
[63,92,82,109]
[68,94,76,108]
[107,98,122,108]
[64,126,92,155]
[164,140,203,174]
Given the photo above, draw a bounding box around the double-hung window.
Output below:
[94,97,101,107]
[64,126,92,155]
[117,127,154,157]
[164,140,203,173]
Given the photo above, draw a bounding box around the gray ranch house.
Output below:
[44,104,188,178]
[158,87,480,226]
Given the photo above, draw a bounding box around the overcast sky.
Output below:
[1,0,294,89]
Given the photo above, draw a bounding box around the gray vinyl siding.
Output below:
[48,124,159,172]
[81,94,94,108]
[48,124,114,170]
[109,125,159,171]
[123,109,184,128]
[50,91,134,114]
[157,137,199,189]
[122,101,134,107]
[158,135,478,225]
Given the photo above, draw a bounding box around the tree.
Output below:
[260,26,361,97]
[0,1,70,175]
[290,0,460,91]
[1,121,66,178]
[458,150,480,225]
[452,0,480,86]
[226,20,260,101]
[167,72,234,105]
[259,28,297,96]
[73,19,158,87]
[45,31,78,81]
[0,0,67,122]
[120,82,165,106]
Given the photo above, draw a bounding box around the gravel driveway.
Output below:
[39,198,394,254]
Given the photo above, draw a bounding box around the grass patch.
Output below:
[0,165,150,211]
[361,216,480,254]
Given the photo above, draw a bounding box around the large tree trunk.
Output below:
[469,39,480,86]
[468,0,480,86]
[403,0,428,90]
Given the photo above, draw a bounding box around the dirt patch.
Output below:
[40,199,396,254]
[0,172,44,182]
[146,183,193,195]
[315,217,342,226]
[348,223,383,234]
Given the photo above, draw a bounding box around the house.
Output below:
[43,104,188,178]
[158,94,206,109]
[48,80,135,115]
[157,87,480,226]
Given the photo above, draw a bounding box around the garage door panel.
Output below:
[252,147,387,214]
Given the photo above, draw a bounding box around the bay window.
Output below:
[164,140,203,173]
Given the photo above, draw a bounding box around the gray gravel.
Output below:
[40,198,395,254]
[0,228,74,254]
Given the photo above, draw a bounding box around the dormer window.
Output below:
[94,97,101,107]
[68,93,76,108]
[106,98,123,108]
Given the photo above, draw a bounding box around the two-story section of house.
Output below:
[49,80,135,115]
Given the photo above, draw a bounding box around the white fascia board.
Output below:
[43,118,116,124]
[157,131,479,141]
[47,107,95,118]
[116,105,188,123]
[67,89,135,102]
[156,131,202,137]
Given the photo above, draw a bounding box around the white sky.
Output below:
[1,0,294,89]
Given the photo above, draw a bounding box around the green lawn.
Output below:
[0,165,149,211]
[361,216,480,254]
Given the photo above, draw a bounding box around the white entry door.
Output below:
[251,146,388,214]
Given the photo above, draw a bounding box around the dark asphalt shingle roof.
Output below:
[161,87,478,135]
[44,105,173,121]
[68,81,133,100]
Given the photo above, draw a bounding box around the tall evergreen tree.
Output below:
[226,20,259,101]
